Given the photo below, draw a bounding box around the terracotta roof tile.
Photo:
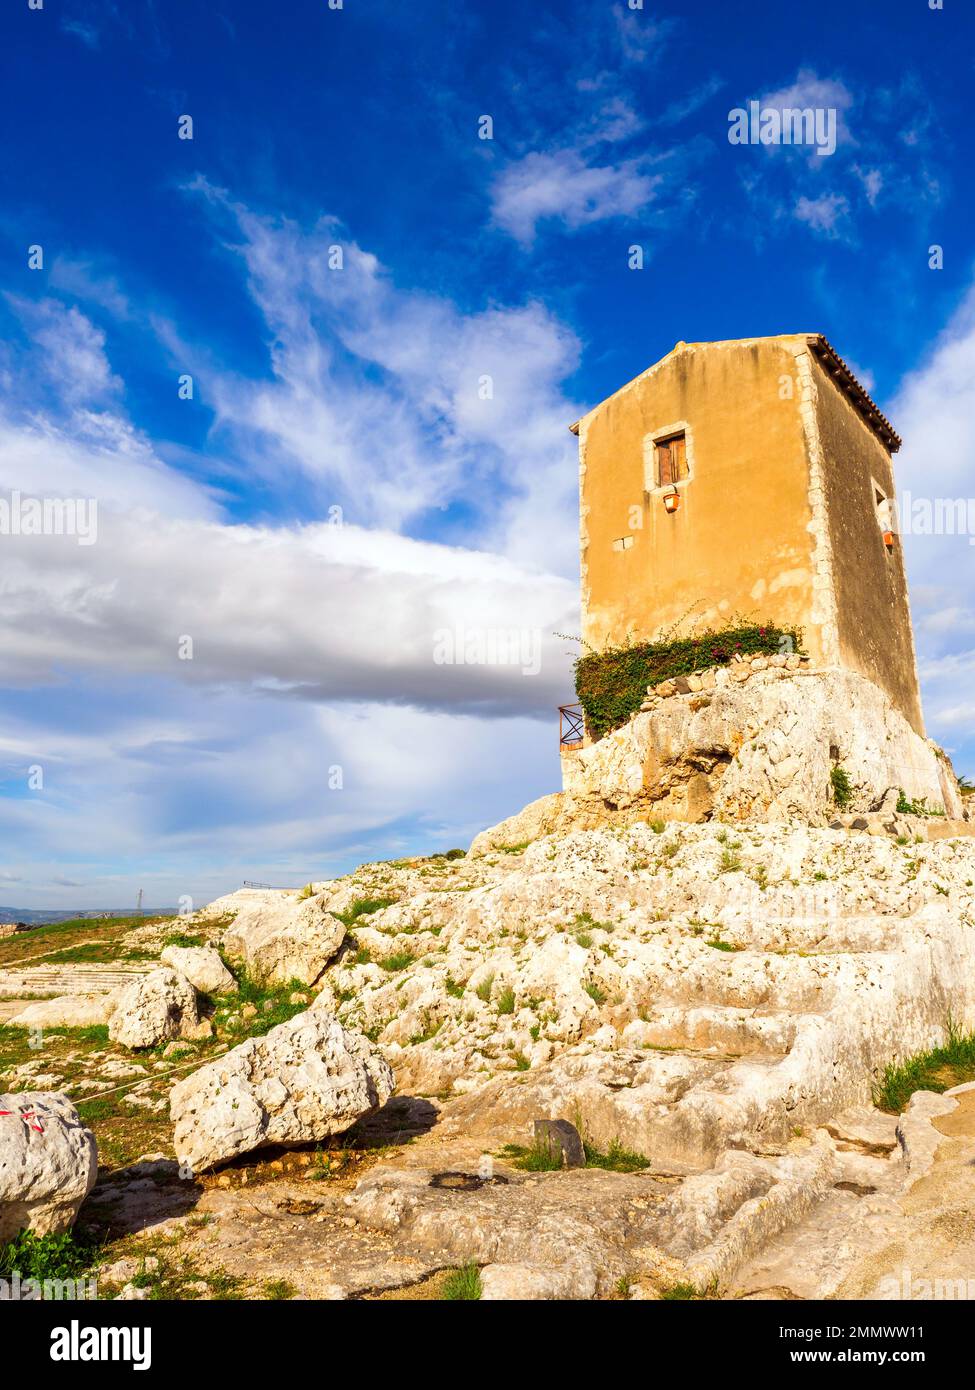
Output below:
[807,334,901,453]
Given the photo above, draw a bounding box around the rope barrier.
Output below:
[0,1106,45,1133]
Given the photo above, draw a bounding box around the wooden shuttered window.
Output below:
[655,432,687,488]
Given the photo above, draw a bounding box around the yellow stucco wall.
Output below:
[577,336,829,662]
[811,356,925,734]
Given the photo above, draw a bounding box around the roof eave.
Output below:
[807,334,902,454]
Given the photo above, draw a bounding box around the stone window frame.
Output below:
[643,419,696,498]
[871,475,894,550]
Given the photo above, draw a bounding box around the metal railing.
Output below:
[559,703,585,750]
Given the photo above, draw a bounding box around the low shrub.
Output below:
[830,765,853,807]
[574,621,803,741]
[896,789,946,818]
[0,1229,96,1283]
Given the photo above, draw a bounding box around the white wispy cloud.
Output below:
[612,4,675,65]
[61,19,99,49]
[49,257,132,320]
[736,67,944,246]
[759,69,855,154]
[6,296,122,405]
[484,4,699,249]
[490,149,660,246]
[890,281,975,766]
[0,407,215,520]
[0,207,583,903]
[659,76,725,127]
[853,165,883,207]
[794,192,850,237]
[0,684,563,908]
[183,182,582,571]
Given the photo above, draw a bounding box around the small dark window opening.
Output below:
[874,486,895,553]
[655,432,688,488]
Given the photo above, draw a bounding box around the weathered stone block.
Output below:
[533,1118,585,1169]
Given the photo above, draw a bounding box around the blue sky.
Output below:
[1,0,973,908]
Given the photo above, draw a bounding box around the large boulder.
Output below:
[222,894,345,986]
[161,945,237,995]
[108,968,204,1050]
[169,1011,393,1172]
[7,995,118,1029]
[0,1092,98,1239]
[468,792,565,857]
[556,666,964,831]
[193,886,311,923]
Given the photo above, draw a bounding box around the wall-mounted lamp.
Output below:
[663,486,681,514]
[882,530,895,551]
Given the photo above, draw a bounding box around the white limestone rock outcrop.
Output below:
[169,1010,394,1172]
[179,825,975,1296]
[477,667,962,848]
[161,945,237,995]
[194,886,299,922]
[222,893,346,986]
[108,967,204,1050]
[468,792,564,857]
[309,819,975,1163]
[572,665,963,824]
[0,1092,98,1239]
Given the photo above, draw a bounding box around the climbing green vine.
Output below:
[573,620,804,742]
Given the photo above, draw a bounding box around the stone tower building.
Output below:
[569,334,925,735]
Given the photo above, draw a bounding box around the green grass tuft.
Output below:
[331,897,397,926]
[263,1278,298,1300]
[76,1095,123,1125]
[660,1281,702,1301]
[381,951,414,972]
[162,931,207,950]
[223,970,309,1037]
[440,1263,482,1300]
[498,1140,563,1172]
[70,1024,110,1045]
[874,1020,975,1113]
[584,1138,652,1173]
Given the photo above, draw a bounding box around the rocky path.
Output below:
[80,1083,975,1301]
[730,1083,975,1300]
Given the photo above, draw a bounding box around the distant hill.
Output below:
[0,906,176,926]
